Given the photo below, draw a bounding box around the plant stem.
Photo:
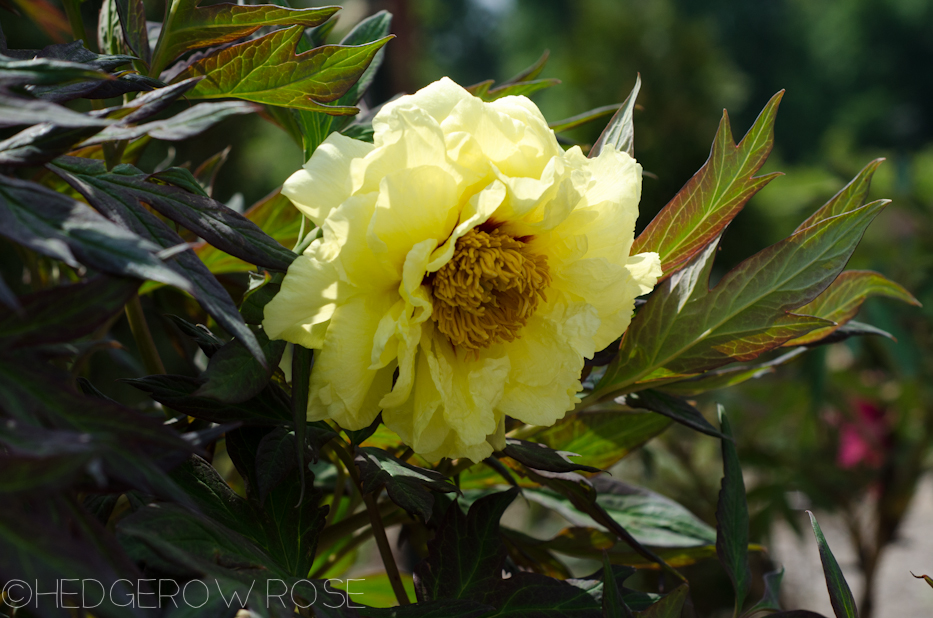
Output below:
[125,295,166,375]
[363,490,410,606]
[329,440,409,606]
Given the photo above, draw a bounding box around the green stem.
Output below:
[363,491,410,606]
[125,295,166,375]
[330,440,409,606]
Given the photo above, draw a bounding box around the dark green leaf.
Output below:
[483,571,604,616]
[114,0,150,64]
[355,446,458,521]
[241,277,282,324]
[602,552,633,618]
[34,71,163,103]
[743,567,784,616]
[0,276,137,346]
[176,26,393,114]
[631,91,784,275]
[346,414,383,446]
[255,426,298,504]
[119,76,204,124]
[167,315,225,356]
[633,585,688,618]
[591,74,640,158]
[196,326,285,400]
[0,91,113,127]
[503,438,601,474]
[127,374,292,425]
[480,78,561,102]
[87,101,258,144]
[50,157,263,363]
[801,320,895,346]
[807,511,859,618]
[52,158,297,272]
[716,409,750,615]
[620,390,723,438]
[0,174,191,287]
[0,123,106,165]
[414,488,518,603]
[767,612,830,618]
[150,1,339,75]
[0,495,141,618]
[0,51,111,86]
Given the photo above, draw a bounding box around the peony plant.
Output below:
[0,2,921,618]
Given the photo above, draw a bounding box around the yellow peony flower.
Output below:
[263,77,661,462]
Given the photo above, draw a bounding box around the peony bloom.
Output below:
[263,77,661,462]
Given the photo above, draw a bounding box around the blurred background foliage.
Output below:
[5,0,931,615]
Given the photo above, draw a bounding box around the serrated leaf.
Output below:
[503,438,601,474]
[150,1,339,76]
[127,374,292,425]
[175,26,392,114]
[596,191,887,398]
[114,0,150,64]
[633,584,688,618]
[0,174,190,287]
[53,157,296,271]
[631,91,784,276]
[50,157,265,363]
[197,189,303,276]
[591,74,640,158]
[414,488,518,603]
[0,276,138,346]
[785,270,919,346]
[619,389,723,438]
[807,511,859,618]
[716,409,751,615]
[355,446,458,521]
[195,326,285,401]
[796,159,883,231]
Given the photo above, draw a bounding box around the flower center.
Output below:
[430,227,550,352]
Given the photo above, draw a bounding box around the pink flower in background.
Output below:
[837,399,890,470]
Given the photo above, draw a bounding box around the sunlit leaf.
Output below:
[150,1,339,76]
[591,74,640,158]
[596,188,887,398]
[631,91,784,276]
[175,25,392,114]
[786,270,919,346]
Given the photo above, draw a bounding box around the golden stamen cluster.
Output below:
[431,227,550,352]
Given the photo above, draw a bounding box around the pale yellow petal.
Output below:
[262,245,340,349]
[367,166,459,277]
[307,293,396,429]
[281,132,374,226]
